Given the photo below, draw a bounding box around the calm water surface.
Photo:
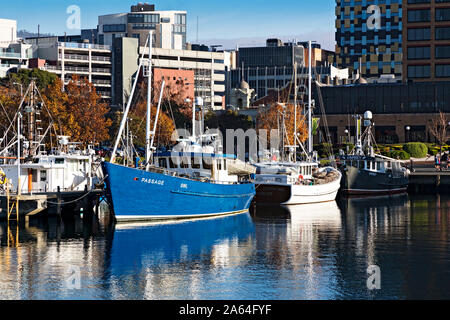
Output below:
[1,194,450,300]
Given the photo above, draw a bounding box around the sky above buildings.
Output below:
[3,0,336,50]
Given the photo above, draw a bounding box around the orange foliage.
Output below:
[63,76,112,145]
[0,86,20,132]
[257,103,308,146]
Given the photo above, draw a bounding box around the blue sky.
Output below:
[2,0,336,49]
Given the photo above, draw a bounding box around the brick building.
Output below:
[403,0,450,81]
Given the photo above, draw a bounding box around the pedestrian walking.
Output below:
[435,154,441,172]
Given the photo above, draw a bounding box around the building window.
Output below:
[132,33,140,39]
[408,9,431,23]
[436,45,450,59]
[436,27,450,40]
[128,13,160,23]
[132,23,156,30]
[408,46,430,60]
[436,8,450,22]
[103,24,126,33]
[408,28,431,41]
[436,64,450,78]
[175,14,186,25]
[407,0,430,3]
[408,65,431,78]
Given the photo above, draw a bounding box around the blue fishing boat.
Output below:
[102,154,255,221]
[102,32,255,222]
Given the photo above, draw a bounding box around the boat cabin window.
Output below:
[181,157,189,169]
[359,161,364,170]
[203,158,212,170]
[169,157,178,169]
[32,170,38,183]
[159,158,167,169]
[217,160,222,171]
[55,158,65,164]
[223,159,227,170]
[377,162,382,171]
[191,157,201,169]
[41,170,47,182]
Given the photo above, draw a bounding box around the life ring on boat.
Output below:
[298,175,304,182]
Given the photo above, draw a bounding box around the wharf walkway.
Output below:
[0,188,105,221]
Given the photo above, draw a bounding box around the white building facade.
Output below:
[98,4,187,50]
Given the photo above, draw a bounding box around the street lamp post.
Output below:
[406,126,411,143]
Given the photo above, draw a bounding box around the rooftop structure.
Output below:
[98,3,187,50]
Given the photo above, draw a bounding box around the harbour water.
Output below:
[1,193,450,300]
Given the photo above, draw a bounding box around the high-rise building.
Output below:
[403,0,450,81]
[335,0,403,79]
[26,37,113,102]
[98,3,187,50]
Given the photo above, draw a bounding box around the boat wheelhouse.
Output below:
[1,153,93,195]
[338,111,409,195]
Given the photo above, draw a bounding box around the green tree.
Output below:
[1,68,58,90]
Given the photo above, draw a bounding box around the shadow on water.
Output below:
[1,193,450,299]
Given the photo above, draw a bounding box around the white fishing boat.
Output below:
[254,41,341,205]
[0,80,98,217]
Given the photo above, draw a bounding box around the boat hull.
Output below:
[341,166,409,195]
[284,177,341,205]
[256,168,342,205]
[102,162,255,221]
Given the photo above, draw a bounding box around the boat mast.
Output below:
[111,33,150,164]
[149,80,166,161]
[294,61,297,161]
[308,40,313,156]
[17,112,21,194]
[145,31,153,168]
[192,99,196,140]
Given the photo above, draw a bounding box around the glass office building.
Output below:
[335,0,403,78]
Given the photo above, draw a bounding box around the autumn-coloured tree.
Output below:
[63,76,112,145]
[0,86,20,130]
[257,103,308,147]
[41,80,72,137]
[128,100,175,147]
[146,79,193,130]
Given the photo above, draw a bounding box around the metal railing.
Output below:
[0,51,21,58]
[59,54,111,62]
[93,80,111,85]
[58,42,111,51]
[45,65,110,74]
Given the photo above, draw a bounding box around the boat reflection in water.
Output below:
[2,193,450,300]
[108,212,255,299]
